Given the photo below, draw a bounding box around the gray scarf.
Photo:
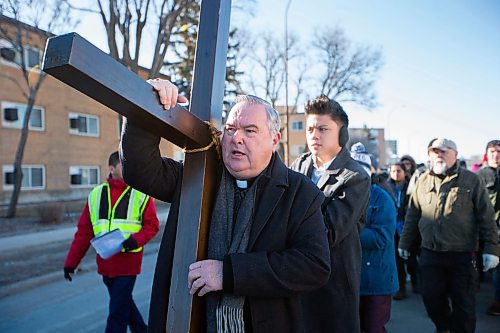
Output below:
[207,168,258,333]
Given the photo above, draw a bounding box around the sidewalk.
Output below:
[0,227,77,252]
[0,205,169,252]
[0,205,169,298]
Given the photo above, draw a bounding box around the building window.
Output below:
[0,39,42,69]
[1,101,45,131]
[69,166,100,187]
[291,121,304,131]
[3,165,45,190]
[68,112,99,137]
[25,48,40,68]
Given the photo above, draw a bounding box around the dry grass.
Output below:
[36,202,65,225]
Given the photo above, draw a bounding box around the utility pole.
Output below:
[284,0,292,165]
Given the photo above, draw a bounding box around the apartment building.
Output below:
[0,16,177,209]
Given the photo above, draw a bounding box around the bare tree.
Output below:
[68,0,197,77]
[162,1,253,109]
[247,33,283,107]
[247,32,299,108]
[290,59,309,113]
[70,0,252,105]
[312,26,383,109]
[0,0,74,217]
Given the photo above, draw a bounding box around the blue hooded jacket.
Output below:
[360,184,399,295]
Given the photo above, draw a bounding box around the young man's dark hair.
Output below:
[304,95,349,126]
[108,151,120,167]
[304,95,350,147]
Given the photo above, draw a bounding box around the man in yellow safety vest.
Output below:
[64,151,159,333]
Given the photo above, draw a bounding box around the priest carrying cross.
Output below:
[122,79,331,332]
[42,1,330,332]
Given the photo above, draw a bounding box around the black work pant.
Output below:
[419,248,478,333]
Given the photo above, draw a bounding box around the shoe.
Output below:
[393,290,406,300]
[486,301,500,316]
[435,330,450,333]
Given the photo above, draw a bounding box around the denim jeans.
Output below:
[103,275,147,333]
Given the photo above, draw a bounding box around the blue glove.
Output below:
[482,254,499,272]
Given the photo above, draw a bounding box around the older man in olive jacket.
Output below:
[121,80,331,333]
[399,138,499,333]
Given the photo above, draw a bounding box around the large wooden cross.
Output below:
[42,1,231,332]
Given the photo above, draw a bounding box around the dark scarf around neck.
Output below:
[206,168,260,332]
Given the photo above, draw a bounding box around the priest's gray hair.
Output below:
[232,95,281,136]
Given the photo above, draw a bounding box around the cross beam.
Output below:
[42,32,211,150]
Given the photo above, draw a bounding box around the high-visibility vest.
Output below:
[88,183,149,253]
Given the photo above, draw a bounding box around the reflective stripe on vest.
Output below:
[88,183,149,253]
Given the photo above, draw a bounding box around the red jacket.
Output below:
[64,178,160,277]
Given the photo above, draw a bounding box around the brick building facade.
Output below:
[0,15,177,209]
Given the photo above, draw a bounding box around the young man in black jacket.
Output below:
[290,95,371,333]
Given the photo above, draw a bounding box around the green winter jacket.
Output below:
[399,164,499,256]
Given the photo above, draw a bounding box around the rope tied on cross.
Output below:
[183,121,222,159]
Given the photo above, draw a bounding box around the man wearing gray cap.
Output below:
[398,138,499,333]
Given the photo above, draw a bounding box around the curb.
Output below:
[0,262,97,299]
[0,244,160,299]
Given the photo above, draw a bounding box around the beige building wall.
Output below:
[0,18,175,207]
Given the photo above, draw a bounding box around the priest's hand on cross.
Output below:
[147,78,188,110]
[188,260,223,296]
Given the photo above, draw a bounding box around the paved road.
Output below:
[1,254,497,332]
[0,246,158,333]
[0,204,498,332]
[387,277,498,333]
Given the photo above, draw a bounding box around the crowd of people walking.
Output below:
[365,138,500,333]
[62,75,499,333]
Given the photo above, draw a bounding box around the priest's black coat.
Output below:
[120,121,331,333]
